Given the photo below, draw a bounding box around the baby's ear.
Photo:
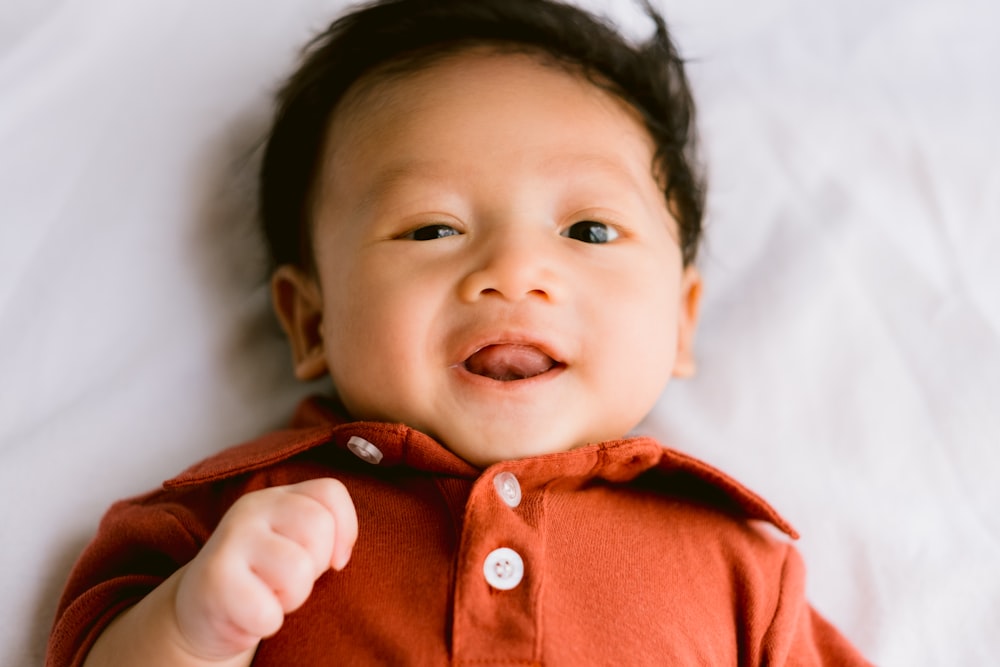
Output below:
[672,266,702,379]
[271,265,328,381]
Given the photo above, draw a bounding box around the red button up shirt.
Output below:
[48,397,870,666]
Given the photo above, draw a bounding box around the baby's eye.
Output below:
[561,220,619,244]
[401,224,461,241]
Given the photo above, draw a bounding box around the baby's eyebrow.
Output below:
[542,152,643,188]
[356,160,448,213]
[352,153,643,217]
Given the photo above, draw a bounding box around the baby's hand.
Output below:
[172,478,358,661]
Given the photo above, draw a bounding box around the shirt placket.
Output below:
[451,465,544,664]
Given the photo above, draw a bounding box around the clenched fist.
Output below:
[172,478,358,661]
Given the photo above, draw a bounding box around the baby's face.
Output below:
[273,50,700,467]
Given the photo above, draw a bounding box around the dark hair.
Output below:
[259,0,704,271]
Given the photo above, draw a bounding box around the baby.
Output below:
[48,0,870,665]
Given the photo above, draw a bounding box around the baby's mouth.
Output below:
[463,344,562,382]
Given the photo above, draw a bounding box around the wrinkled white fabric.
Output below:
[1,1,997,665]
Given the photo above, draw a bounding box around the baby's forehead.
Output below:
[338,45,572,106]
[321,47,653,175]
[330,47,630,136]
[320,52,652,180]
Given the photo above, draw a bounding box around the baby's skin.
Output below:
[83,49,699,666]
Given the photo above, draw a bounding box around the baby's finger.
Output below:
[245,531,319,613]
[174,558,284,656]
[286,477,359,571]
[219,562,286,642]
[267,492,338,579]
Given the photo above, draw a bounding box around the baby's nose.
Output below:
[456,235,561,303]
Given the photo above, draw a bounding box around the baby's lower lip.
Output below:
[462,344,563,382]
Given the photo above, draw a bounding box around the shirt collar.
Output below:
[165,395,797,538]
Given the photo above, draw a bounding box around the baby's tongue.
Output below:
[464,344,555,381]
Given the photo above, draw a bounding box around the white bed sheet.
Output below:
[2,0,998,665]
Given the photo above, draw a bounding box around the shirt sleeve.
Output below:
[762,545,873,666]
[45,488,215,667]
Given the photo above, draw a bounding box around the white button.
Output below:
[347,436,383,464]
[483,547,524,590]
[493,472,522,508]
